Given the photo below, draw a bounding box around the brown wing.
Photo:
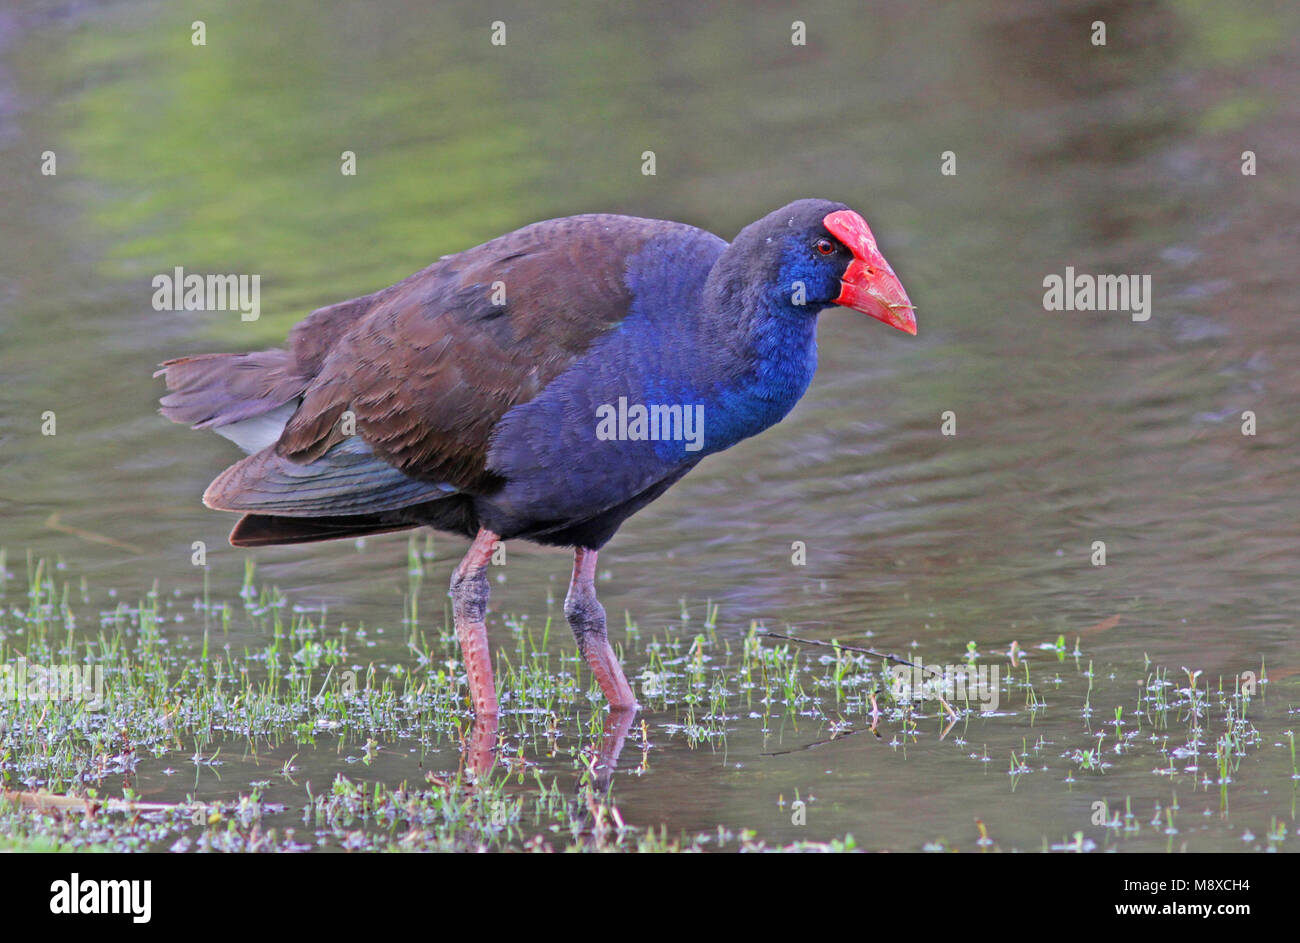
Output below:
[157,297,379,430]
[273,214,674,493]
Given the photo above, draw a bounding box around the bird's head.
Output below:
[723,198,916,335]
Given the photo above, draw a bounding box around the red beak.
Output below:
[823,210,916,336]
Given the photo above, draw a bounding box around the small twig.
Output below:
[761,725,877,756]
[2,788,203,814]
[939,714,959,741]
[935,693,958,723]
[44,512,144,554]
[758,631,941,677]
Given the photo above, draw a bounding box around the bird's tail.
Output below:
[227,494,477,547]
[227,512,420,547]
[155,350,304,430]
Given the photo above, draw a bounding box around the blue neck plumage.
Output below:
[621,232,821,463]
[675,283,819,461]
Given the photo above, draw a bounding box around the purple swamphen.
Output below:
[157,198,915,722]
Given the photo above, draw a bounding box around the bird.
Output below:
[157,198,915,722]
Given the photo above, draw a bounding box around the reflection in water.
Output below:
[1,0,1298,851]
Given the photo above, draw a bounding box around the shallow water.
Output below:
[1,0,1298,851]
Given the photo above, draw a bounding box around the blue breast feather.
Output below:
[483,228,820,523]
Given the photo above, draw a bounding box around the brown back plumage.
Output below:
[159,213,684,520]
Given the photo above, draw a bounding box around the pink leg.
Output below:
[589,706,637,790]
[464,712,499,778]
[574,707,638,844]
[565,548,637,710]
[450,528,500,718]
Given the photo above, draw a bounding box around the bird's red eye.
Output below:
[815,238,835,255]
